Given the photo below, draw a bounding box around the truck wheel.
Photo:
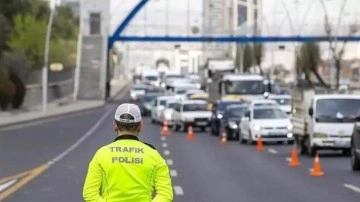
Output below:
[295,136,307,155]
[342,149,351,156]
[351,143,360,171]
[306,137,316,157]
[182,123,188,132]
[174,123,180,131]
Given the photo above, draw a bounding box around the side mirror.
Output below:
[218,81,222,94]
[355,116,360,122]
[245,111,250,117]
[308,107,314,117]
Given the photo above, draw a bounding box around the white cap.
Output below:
[114,103,142,123]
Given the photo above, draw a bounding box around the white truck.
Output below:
[142,70,160,87]
[208,74,265,104]
[291,86,360,156]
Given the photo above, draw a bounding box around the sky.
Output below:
[110,0,360,36]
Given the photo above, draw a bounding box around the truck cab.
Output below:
[292,87,360,156]
[209,74,265,104]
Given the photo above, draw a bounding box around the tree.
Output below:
[243,44,253,72]
[0,0,31,24]
[320,0,358,89]
[298,42,329,87]
[7,14,47,69]
[0,14,11,56]
[253,43,264,75]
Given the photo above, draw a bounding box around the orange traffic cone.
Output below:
[220,132,227,146]
[161,120,170,136]
[310,153,324,177]
[186,125,195,141]
[289,146,301,167]
[256,136,264,152]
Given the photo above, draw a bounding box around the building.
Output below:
[202,0,260,63]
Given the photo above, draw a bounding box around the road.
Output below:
[0,90,360,202]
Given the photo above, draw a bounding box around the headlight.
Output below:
[161,83,166,88]
[164,112,172,119]
[217,114,223,119]
[287,133,293,138]
[313,132,328,138]
[253,125,261,131]
[130,92,136,97]
[287,124,293,130]
[196,84,201,89]
[175,95,181,99]
[229,122,238,129]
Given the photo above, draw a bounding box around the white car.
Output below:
[248,99,279,109]
[184,89,205,99]
[239,106,293,144]
[173,85,199,100]
[172,100,212,132]
[160,100,177,126]
[269,95,291,114]
[130,84,147,101]
[151,96,175,123]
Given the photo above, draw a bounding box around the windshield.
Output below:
[167,103,175,109]
[134,86,146,91]
[166,75,184,79]
[225,80,264,95]
[315,99,360,123]
[272,98,290,105]
[144,96,157,102]
[183,104,208,112]
[228,107,247,118]
[253,108,288,119]
[145,76,158,81]
[217,102,242,111]
[159,100,167,106]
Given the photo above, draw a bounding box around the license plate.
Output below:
[197,122,208,126]
[268,132,283,135]
[335,140,348,146]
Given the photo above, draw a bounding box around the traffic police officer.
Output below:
[83,103,174,202]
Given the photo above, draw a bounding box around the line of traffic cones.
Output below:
[254,137,324,177]
[161,120,170,136]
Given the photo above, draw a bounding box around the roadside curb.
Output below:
[0,80,132,128]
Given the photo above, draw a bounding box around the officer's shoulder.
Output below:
[141,142,157,150]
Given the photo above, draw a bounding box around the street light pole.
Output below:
[42,4,56,112]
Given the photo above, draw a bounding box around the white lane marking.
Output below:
[161,136,166,141]
[162,143,168,148]
[285,157,291,162]
[0,179,17,192]
[173,186,184,195]
[166,159,174,166]
[268,148,278,154]
[170,170,178,177]
[164,150,170,156]
[48,109,112,164]
[344,184,360,194]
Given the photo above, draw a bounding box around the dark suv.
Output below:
[210,100,244,136]
[351,119,360,171]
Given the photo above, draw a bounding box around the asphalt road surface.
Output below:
[1,90,360,202]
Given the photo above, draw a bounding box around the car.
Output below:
[210,100,244,136]
[189,93,209,101]
[139,92,164,116]
[248,99,279,109]
[161,73,185,88]
[351,117,360,171]
[172,84,199,100]
[145,86,165,94]
[220,104,248,140]
[269,95,291,114]
[160,100,177,127]
[130,84,147,101]
[185,89,205,99]
[172,100,212,132]
[151,96,175,124]
[239,106,293,144]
